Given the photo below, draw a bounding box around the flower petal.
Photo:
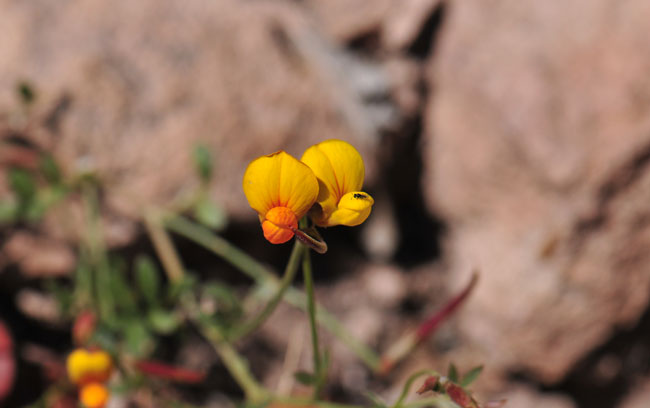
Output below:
[325,191,374,227]
[262,206,298,244]
[79,383,109,408]
[301,139,365,218]
[243,151,318,219]
[67,349,113,385]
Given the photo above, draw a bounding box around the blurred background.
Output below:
[2,0,650,407]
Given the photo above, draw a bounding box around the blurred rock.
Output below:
[383,57,424,119]
[620,378,650,408]
[3,232,75,277]
[362,263,407,308]
[381,0,444,51]
[424,0,650,383]
[361,199,399,261]
[16,289,62,324]
[304,0,393,43]
[0,0,386,240]
[305,0,444,52]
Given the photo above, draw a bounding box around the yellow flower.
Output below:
[79,382,109,408]
[66,349,113,385]
[301,139,374,227]
[243,151,319,244]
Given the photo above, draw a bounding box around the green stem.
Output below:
[194,318,268,404]
[164,215,268,282]
[391,369,440,408]
[165,215,380,370]
[302,244,323,396]
[229,240,305,341]
[283,287,380,370]
[81,183,114,324]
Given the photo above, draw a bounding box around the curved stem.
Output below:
[391,369,440,408]
[164,215,380,370]
[229,240,305,341]
[164,214,268,283]
[195,319,268,404]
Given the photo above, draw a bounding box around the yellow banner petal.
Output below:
[243,151,318,219]
[301,139,365,218]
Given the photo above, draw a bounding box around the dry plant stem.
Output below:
[164,215,381,369]
[276,324,306,395]
[302,244,323,397]
[229,239,305,341]
[143,210,184,283]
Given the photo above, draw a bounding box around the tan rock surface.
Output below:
[620,378,650,408]
[0,0,384,233]
[424,0,650,383]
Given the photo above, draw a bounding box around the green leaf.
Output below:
[0,200,17,225]
[447,362,459,383]
[39,154,61,184]
[8,168,36,203]
[194,199,227,230]
[90,324,119,354]
[44,279,74,317]
[23,198,47,222]
[124,321,154,357]
[109,260,138,314]
[135,255,160,306]
[148,309,181,335]
[168,274,197,301]
[193,145,213,183]
[460,365,483,387]
[293,371,316,385]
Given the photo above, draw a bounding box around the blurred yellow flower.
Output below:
[243,151,319,244]
[66,349,113,385]
[79,382,109,408]
[301,140,374,227]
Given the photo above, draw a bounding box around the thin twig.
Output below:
[143,210,184,283]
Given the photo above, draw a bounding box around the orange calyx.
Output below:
[262,206,298,244]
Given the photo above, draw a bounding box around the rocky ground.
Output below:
[2,0,650,407]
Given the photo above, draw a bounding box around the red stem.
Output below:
[415,272,478,342]
[135,360,206,384]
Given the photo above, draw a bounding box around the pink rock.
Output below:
[424,0,650,383]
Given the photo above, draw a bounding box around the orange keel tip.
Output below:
[262,206,298,244]
[79,383,109,408]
